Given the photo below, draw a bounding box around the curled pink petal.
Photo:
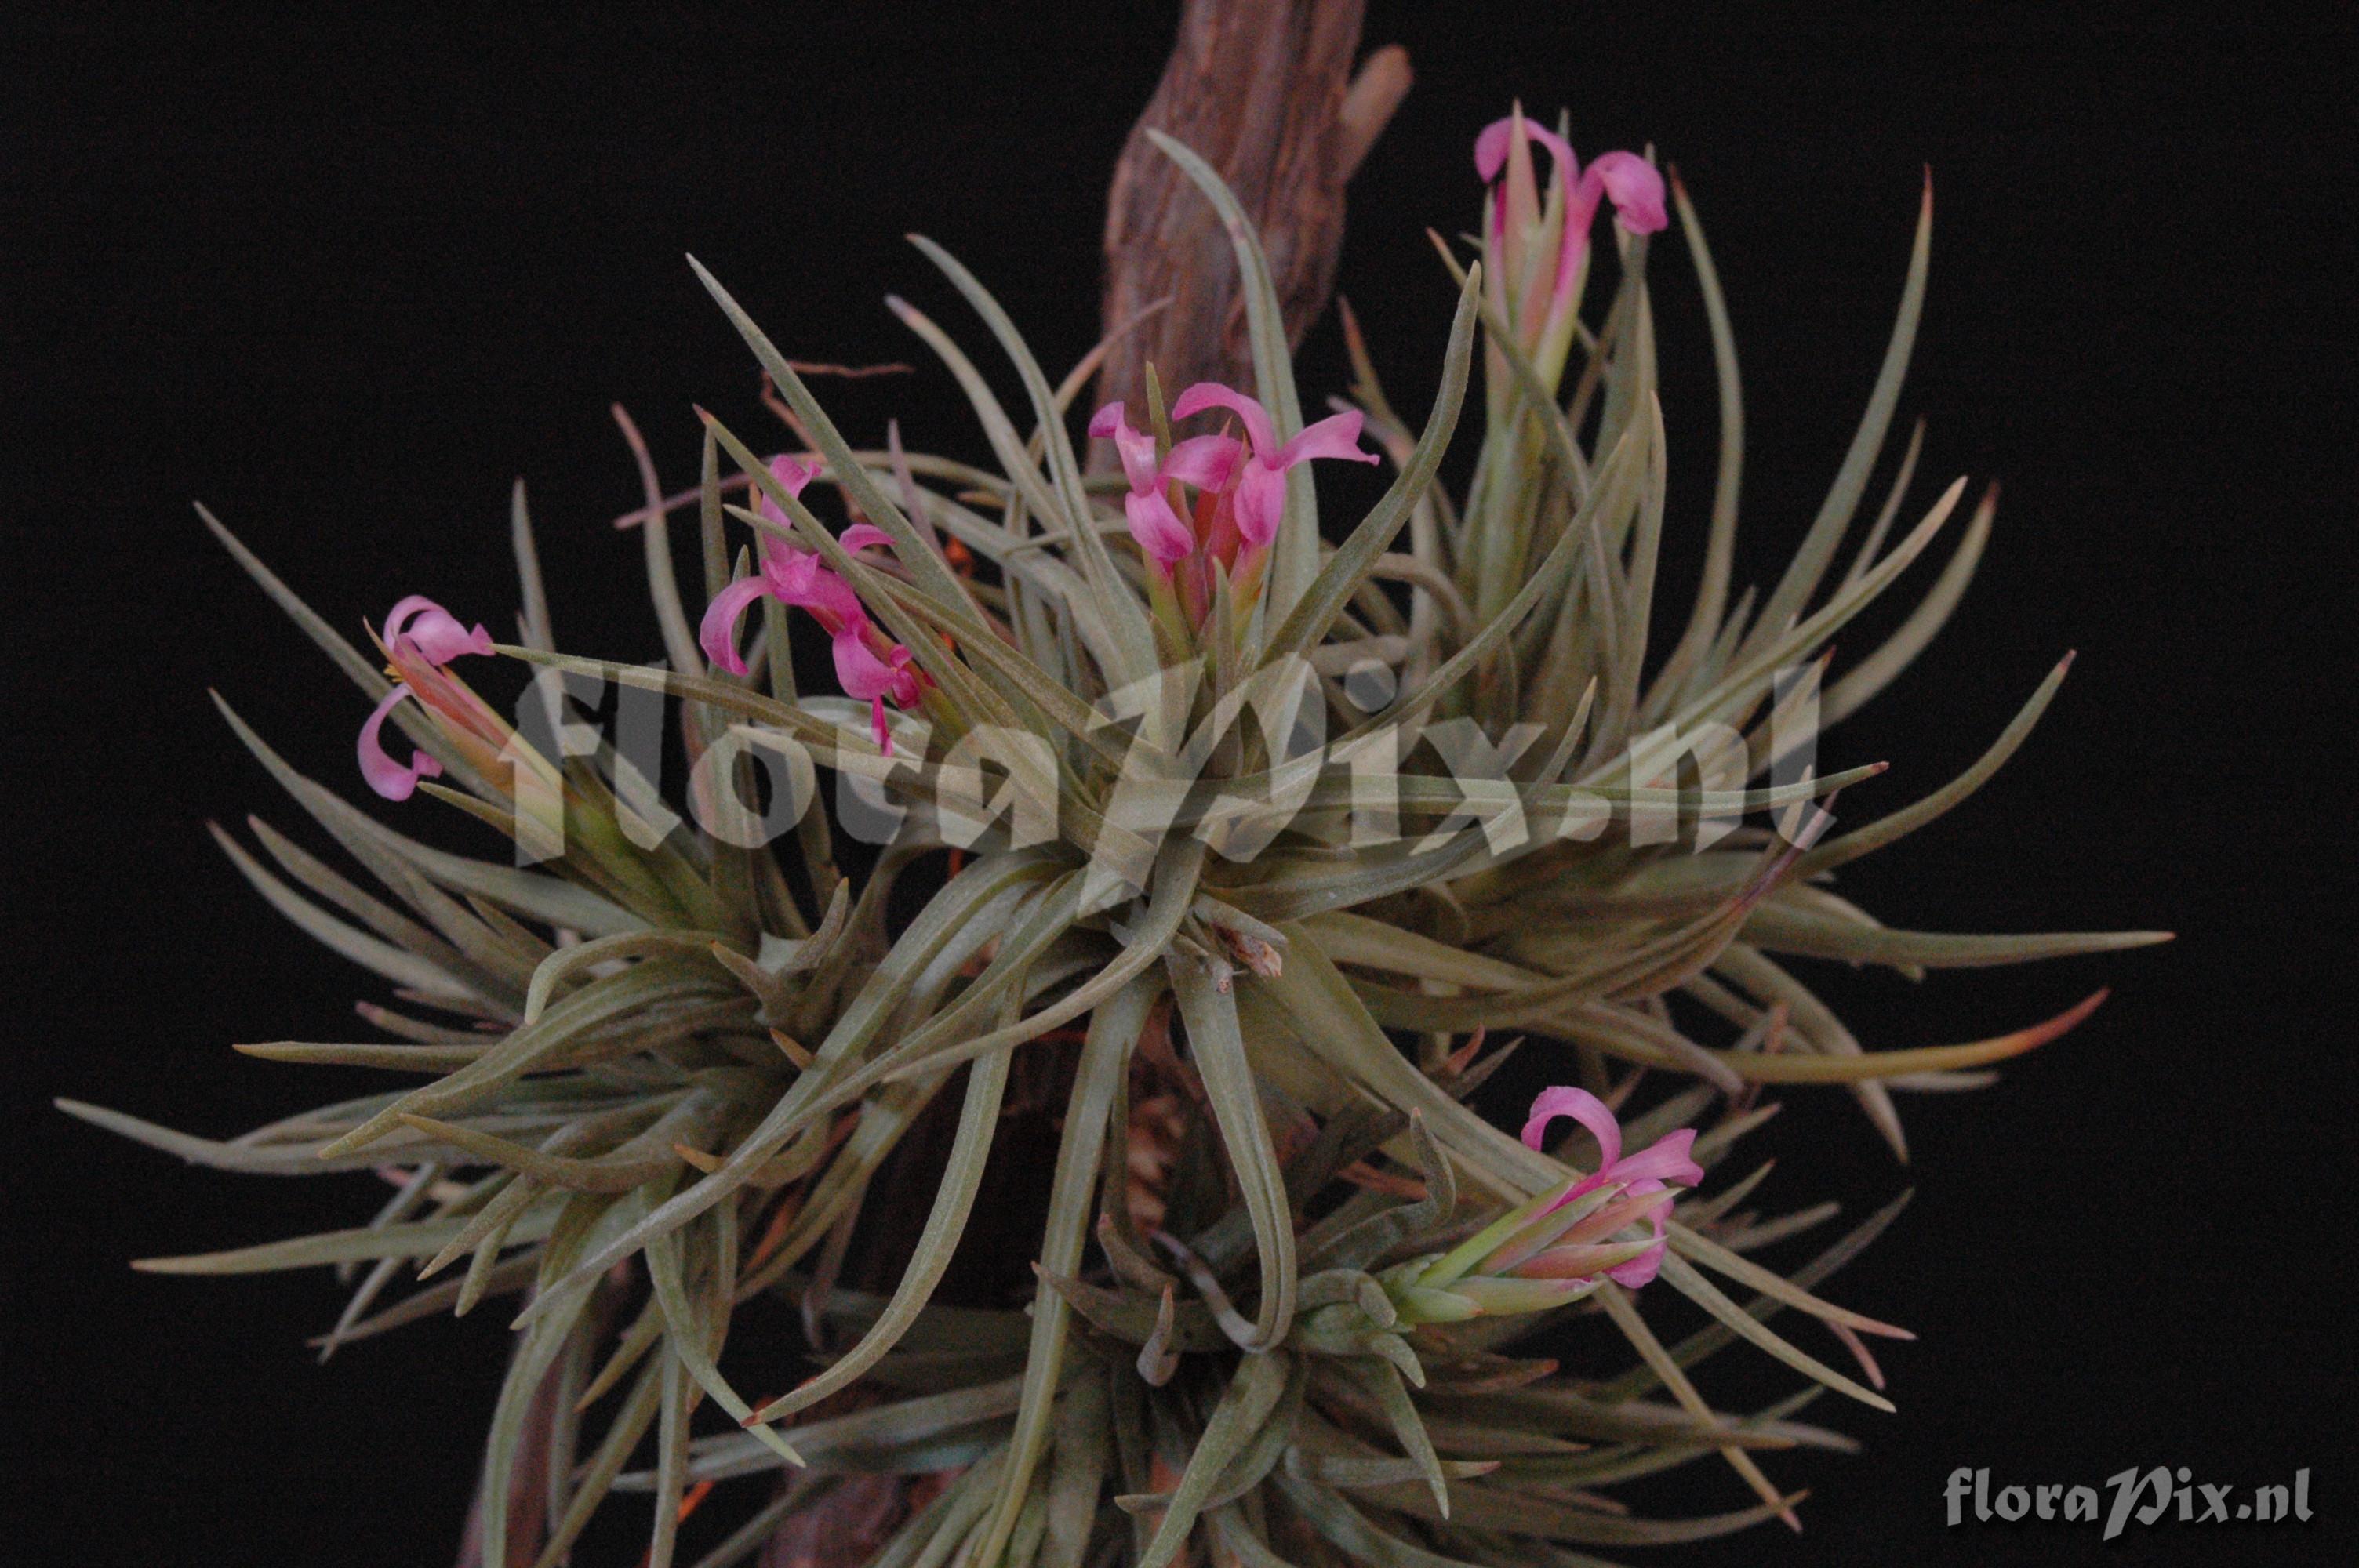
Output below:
[831,632,890,699]
[1521,1085,1624,1171]
[1580,151,1669,234]
[403,615,494,666]
[1230,464,1289,550]
[1609,1127,1703,1189]
[1605,1236,1668,1289]
[1169,382,1280,460]
[831,628,918,705]
[769,551,867,632]
[756,455,820,524]
[840,523,896,554]
[698,575,776,676]
[1089,401,1161,495]
[358,685,444,801]
[834,633,919,759]
[1161,434,1244,492]
[1271,408,1379,470]
[383,596,493,666]
[1475,114,1576,187]
[382,594,438,644]
[1123,491,1194,568]
[1474,118,1513,182]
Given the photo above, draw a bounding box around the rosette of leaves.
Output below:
[636,1076,1906,1567]
[65,129,2162,1567]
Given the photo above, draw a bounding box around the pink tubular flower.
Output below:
[698,456,925,753]
[1474,114,1668,262]
[358,597,495,801]
[1089,387,1372,636]
[1088,401,1194,570]
[1474,109,1667,404]
[755,452,820,524]
[1167,383,1378,552]
[1518,1085,1703,1287]
[752,453,898,553]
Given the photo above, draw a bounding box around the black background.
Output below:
[5,5,2353,1565]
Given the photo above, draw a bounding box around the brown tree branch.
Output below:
[1094,0,1408,452]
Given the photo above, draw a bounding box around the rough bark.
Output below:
[1093,0,1408,445]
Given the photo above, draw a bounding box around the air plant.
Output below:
[63,109,2165,1568]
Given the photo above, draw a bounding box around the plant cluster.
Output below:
[67,110,2162,1567]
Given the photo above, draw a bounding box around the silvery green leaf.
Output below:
[1263,265,1481,666]
[751,1038,1011,1422]
[1168,956,1296,1350]
[1133,1352,1292,1568]
[971,974,1158,1567]
[1744,176,1933,652]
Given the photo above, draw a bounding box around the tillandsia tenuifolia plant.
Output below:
[65,107,2169,1568]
